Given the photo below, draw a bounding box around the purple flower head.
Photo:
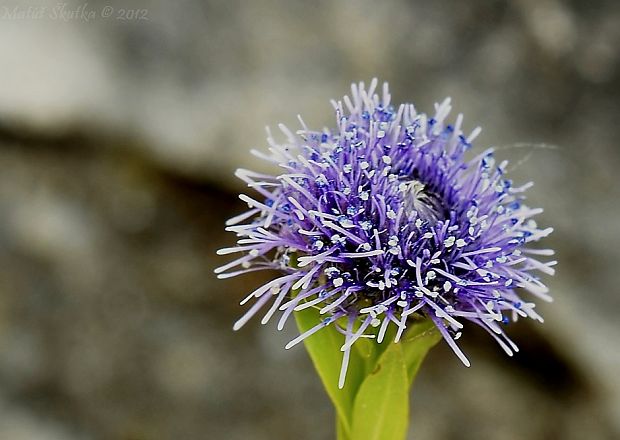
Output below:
[217,79,555,388]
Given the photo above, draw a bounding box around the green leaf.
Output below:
[400,319,441,385]
[352,328,382,376]
[294,307,365,436]
[295,300,440,440]
[351,342,409,440]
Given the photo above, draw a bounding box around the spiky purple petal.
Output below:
[217,79,555,387]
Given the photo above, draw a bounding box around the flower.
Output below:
[217,79,555,388]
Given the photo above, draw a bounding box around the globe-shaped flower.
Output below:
[217,79,555,388]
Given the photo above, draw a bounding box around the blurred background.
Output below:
[0,0,618,439]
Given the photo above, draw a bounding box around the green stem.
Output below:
[336,416,350,440]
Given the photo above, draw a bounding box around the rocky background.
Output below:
[0,0,619,439]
